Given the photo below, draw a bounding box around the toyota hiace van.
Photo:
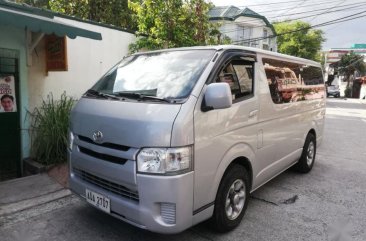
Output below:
[69,46,325,233]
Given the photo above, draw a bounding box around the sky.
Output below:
[209,0,366,50]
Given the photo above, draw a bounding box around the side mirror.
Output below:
[203,83,232,112]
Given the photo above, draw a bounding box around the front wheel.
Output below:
[294,133,316,173]
[211,164,250,232]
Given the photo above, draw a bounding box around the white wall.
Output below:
[28,17,136,110]
[216,17,277,51]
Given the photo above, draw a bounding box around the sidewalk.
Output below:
[0,174,71,218]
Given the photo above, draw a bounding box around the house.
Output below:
[0,0,135,180]
[208,5,277,51]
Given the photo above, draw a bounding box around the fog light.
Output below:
[160,202,176,225]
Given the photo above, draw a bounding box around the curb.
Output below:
[23,158,49,175]
[0,188,72,216]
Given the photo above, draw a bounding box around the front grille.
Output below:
[78,135,130,151]
[73,168,139,202]
[79,146,128,165]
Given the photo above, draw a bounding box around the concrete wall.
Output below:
[28,17,136,110]
[0,25,30,159]
[0,16,135,162]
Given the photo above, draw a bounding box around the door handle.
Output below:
[249,110,258,118]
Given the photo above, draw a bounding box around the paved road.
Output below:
[1,99,366,241]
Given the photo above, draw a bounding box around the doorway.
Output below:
[0,48,21,181]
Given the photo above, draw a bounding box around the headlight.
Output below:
[137,146,193,175]
[68,131,74,151]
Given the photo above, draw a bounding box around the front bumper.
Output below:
[69,154,195,234]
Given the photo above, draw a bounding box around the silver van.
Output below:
[69,46,326,234]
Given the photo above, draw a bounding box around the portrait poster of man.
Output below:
[0,76,17,113]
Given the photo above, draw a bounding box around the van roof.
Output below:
[135,45,321,67]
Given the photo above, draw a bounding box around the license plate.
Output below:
[85,189,110,213]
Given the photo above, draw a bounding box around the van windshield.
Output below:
[90,50,215,101]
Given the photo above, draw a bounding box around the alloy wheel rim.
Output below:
[225,179,245,220]
[306,142,315,166]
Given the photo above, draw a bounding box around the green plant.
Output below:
[28,92,76,165]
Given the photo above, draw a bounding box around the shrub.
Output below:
[28,92,76,165]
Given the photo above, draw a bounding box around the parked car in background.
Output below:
[327,85,340,98]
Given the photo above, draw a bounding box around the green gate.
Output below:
[0,49,21,181]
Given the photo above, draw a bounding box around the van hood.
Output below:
[70,98,181,148]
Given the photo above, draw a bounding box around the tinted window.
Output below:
[216,59,254,101]
[262,58,325,104]
[92,50,215,100]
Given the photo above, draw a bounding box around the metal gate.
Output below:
[0,48,21,181]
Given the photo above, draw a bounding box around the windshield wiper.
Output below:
[85,89,120,100]
[114,92,171,103]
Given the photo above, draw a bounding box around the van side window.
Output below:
[217,59,254,101]
[262,58,325,104]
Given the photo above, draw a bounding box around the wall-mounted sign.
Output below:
[0,76,17,113]
[45,35,68,72]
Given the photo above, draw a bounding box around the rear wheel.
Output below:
[211,164,249,232]
[294,133,316,173]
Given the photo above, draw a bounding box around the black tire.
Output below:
[211,164,250,232]
[294,133,316,173]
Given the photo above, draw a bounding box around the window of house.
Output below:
[250,40,259,48]
[263,29,268,43]
[238,27,252,47]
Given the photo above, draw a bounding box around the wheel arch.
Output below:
[210,144,255,205]
[230,157,253,190]
[307,128,317,144]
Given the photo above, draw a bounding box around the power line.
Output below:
[305,0,346,22]
[216,2,366,35]
[232,13,366,45]
[234,0,317,7]
[276,4,366,22]
[211,1,366,32]
[270,0,309,20]
[266,1,366,19]
[253,0,347,15]
[230,10,366,45]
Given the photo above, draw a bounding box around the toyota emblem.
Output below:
[92,131,104,143]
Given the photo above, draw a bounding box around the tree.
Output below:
[273,21,325,61]
[335,52,365,97]
[128,0,222,53]
[16,0,136,30]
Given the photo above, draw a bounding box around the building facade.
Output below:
[209,5,277,51]
[0,0,135,180]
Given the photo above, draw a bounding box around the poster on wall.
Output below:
[45,35,68,72]
[0,76,17,113]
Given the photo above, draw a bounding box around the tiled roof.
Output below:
[238,8,261,17]
[208,5,261,19]
[208,5,275,34]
